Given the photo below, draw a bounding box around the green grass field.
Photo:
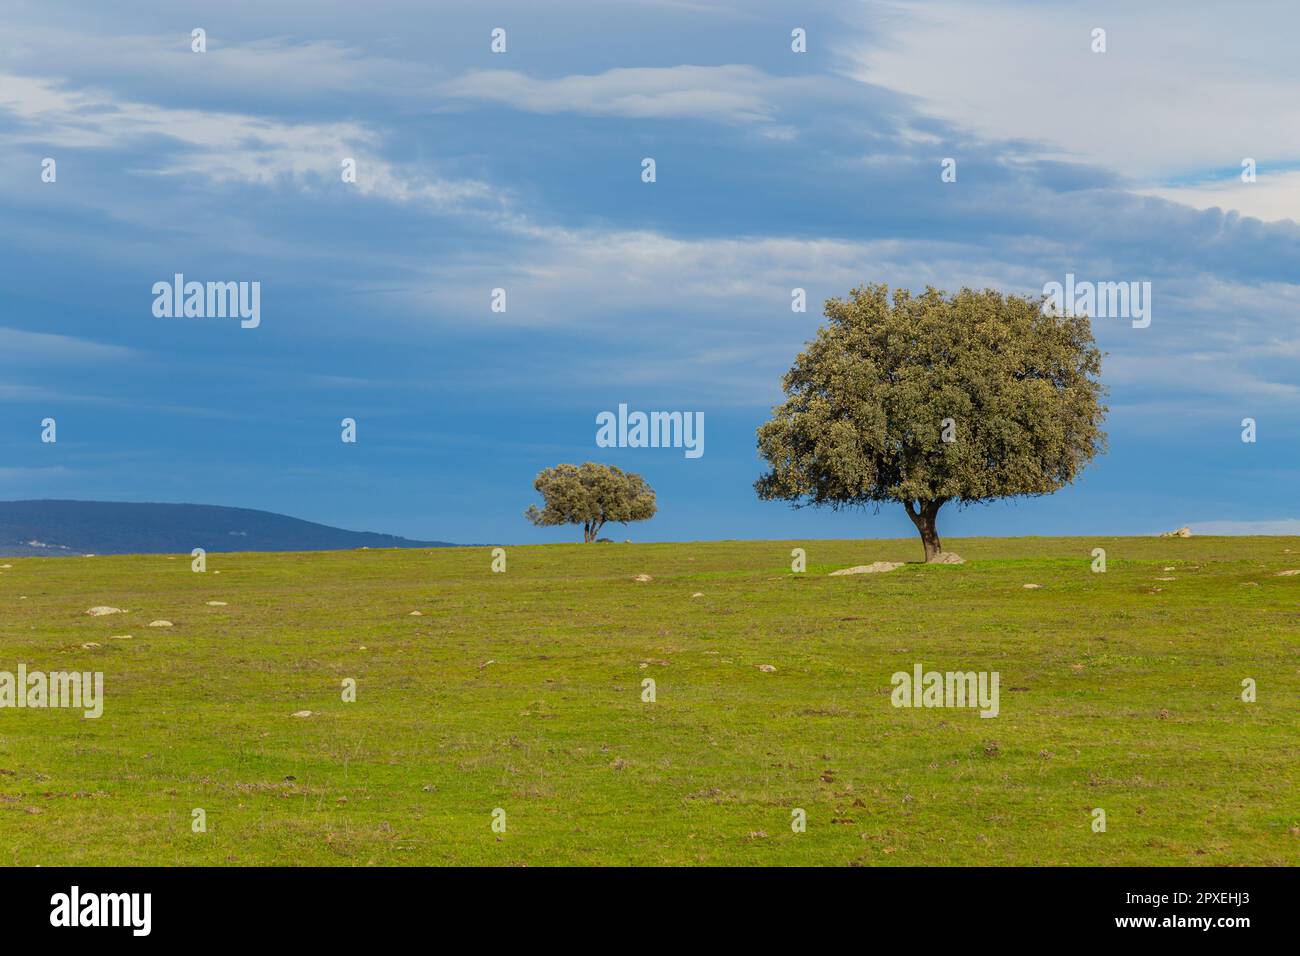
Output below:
[1,536,1296,866]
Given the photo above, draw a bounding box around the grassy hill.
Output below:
[1,536,1295,865]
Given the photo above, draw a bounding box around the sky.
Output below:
[1,0,1297,545]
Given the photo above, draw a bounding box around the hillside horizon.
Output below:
[2,498,1296,561]
[0,499,455,557]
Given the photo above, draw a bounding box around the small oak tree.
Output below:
[525,462,657,542]
[756,284,1107,562]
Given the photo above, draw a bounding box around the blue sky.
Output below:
[2,0,1298,544]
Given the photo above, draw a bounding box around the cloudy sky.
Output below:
[1,0,1297,543]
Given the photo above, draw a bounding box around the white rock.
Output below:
[1274,569,1300,576]
[929,552,966,564]
[757,664,777,673]
[409,610,423,616]
[205,600,228,606]
[633,574,653,582]
[81,642,101,649]
[109,635,133,640]
[691,592,704,598]
[1160,526,1192,538]
[291,710,313,718]
[147,620,174,628]
[1022,583,1042,589]
[86,606,127,616]
[830,562,903,575]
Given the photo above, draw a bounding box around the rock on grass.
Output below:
[830,562,903,575]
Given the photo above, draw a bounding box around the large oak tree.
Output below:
[525,462,657,542]
[756,284,1107,562]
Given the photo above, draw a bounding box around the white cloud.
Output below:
[365,219,1300,409]
[1137,170,1300,226]
[0,72,497,208]
[847,0,1300,220]
[0,327,138,364]
[1106,352,1300,402]
[1,30,432,101]
[439,65,788,123]
[399,225,1036,331]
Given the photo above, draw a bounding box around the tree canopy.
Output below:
[525,462,657,542]
[755,284,1107,561]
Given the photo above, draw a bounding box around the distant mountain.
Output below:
[0,500,455,556]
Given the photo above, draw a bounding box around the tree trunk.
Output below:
[904,499,946,562]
